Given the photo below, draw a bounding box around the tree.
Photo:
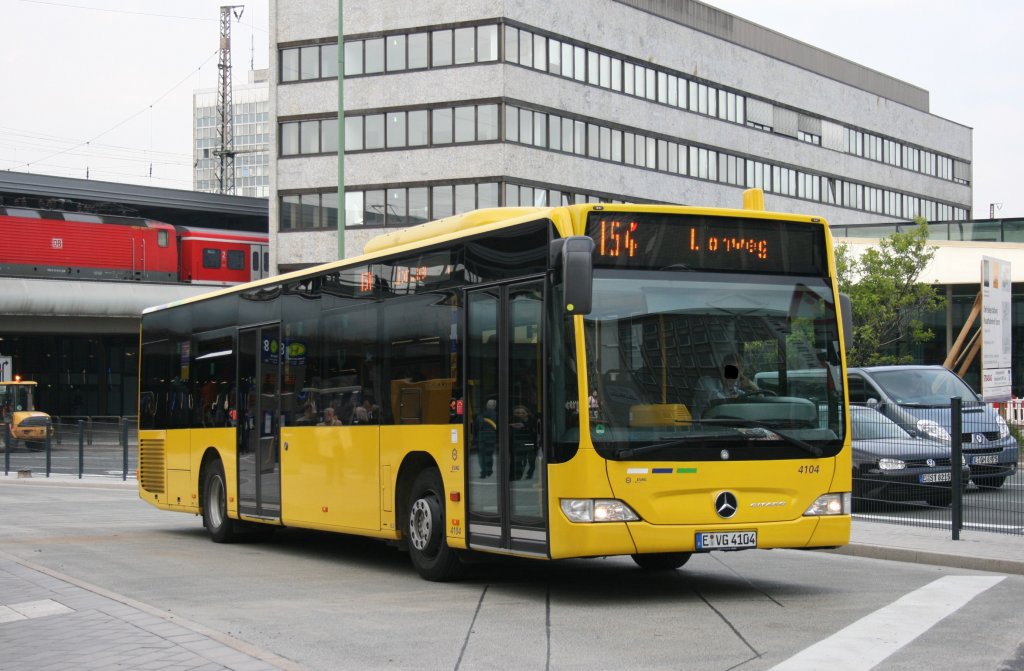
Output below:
[835,218,945,366]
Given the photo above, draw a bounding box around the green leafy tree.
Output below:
[835,218,945,366]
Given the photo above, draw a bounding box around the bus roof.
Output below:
[143,193,828,315]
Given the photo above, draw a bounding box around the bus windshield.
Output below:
[582,271,845,459]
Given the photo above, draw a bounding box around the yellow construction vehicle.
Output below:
[1,379,52,450]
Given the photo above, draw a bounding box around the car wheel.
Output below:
[972,475,1006,490]
[202,459,237,543]
[631,552,692,570]
[407,468,463,581]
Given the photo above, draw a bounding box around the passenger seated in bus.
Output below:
[318,407,342,426]
[295,403,318,425]
[694,352,759,417]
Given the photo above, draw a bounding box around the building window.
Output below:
[279,117,339,156]
[279,191,339,231]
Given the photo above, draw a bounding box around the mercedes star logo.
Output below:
[715,491,738,519]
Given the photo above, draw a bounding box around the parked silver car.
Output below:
[847,365,1018,489]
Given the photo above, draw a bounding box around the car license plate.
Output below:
[971,454,999,465]
[919,472,951,483]
[696,530,757,551]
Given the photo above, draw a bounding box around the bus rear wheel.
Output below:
[407,468,463,581]
[631,552,692,570]
[202,459,237,543]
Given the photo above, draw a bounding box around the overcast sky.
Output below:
[1,0,1020,218]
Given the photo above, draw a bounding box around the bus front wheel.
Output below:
[631,552,692,570]
[407,468,463,581]
[202,459,237,543]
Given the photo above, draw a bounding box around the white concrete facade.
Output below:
[270,0,973,270]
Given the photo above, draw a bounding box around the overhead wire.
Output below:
[7,49,219,173]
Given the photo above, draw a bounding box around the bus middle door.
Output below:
[237,323,282,520]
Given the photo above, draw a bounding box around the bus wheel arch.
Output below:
[397,454,463,581]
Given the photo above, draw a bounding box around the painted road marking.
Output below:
[771,575,1005,670]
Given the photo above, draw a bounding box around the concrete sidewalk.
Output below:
[835,516,1024,576]
[0,551,300,671]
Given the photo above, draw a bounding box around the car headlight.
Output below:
[803,493,851,516]
[917,419,950,442]
[560,499,640,523]
[995,414,1011,439]
[878,457,906,471]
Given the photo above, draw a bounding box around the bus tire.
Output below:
[631,552,692,570]
[407,468,463,581]
[202,459,237,543]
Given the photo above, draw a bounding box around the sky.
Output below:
[1,0,1021,218]
[0,0,270,190]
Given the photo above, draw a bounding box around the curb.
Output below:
[829,542,1024,576]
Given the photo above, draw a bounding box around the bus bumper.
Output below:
[626,514,850,554]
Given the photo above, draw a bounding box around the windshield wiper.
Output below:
[614,434,736,459]
[698,419,823,457]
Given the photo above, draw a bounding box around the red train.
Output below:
[0,206,269,285]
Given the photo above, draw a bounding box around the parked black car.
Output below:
[850,405,969,508]
[847,365,1019,489]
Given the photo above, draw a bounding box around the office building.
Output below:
[270,0,972,271]
[194,69,271,198]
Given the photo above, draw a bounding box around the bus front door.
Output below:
[466,281,547,556]
[237,324,282,520]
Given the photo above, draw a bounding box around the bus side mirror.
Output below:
[839,293,852,354]
[550,236,594,315]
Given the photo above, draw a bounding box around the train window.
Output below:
[158,230,169,247]
[264,252,270,273]
[227,250,245,270]
[202,248,222,269]
[252,251,260,272]
[5,208,41,218]
[63,212,104,223]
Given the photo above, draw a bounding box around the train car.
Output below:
[176,226,270,285]
[0,206,178,282]
[0,207,269,285]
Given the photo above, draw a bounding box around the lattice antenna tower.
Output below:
[215,5,244,195]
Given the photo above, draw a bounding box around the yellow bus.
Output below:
[138,191,852,580]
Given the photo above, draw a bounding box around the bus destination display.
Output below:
[585,212,827,275]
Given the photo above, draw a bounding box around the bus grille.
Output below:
[138,438,166,493]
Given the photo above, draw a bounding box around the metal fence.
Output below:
[851,398,1023,537]
[2,417,136,480]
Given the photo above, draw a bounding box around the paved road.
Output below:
[1,478,1023,670]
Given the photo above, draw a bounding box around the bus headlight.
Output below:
[560,499,640,523]
[803,493,850,516]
